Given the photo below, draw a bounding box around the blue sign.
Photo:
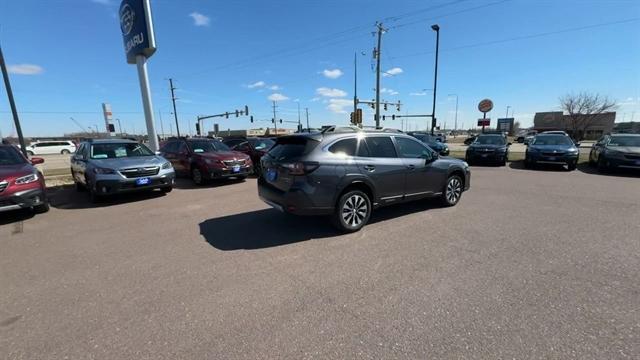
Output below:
[119,0,156,64]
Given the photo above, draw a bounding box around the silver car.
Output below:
[70,139,175,202]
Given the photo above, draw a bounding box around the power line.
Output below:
[390,17,640,60]
[388,0,513,30]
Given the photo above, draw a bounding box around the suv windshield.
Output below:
[474,135,505,145]
[411,134,437,145]
[0,147,25,165]
[248,138,275,151]
[532,135,573,145]
[90,143,154,159]
[189,140,230,153]
[609,136,640,147]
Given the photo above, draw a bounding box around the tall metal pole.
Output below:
[158,110,164,139]
[116,118,123,135]
[430,24,440,135]
[375,23,384,128]
[272,101,278,135]
[506,105,511,118]
[353,52,358,116]
[0,43,27,156]
[136,55,159,151]
[168,78,181,138]
[297,101,301,130]
[305,107,310,131]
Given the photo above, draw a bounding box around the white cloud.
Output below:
[189,12,210,26]
[268,93,289,101]
[327,99,353,114]
[322,69,343,79]
[381,88,399,96]
[410,91,427,96]
[8,64,44,75]
[316,87,347,98]
[383,67,403,77]
[269,85,281,91]
[247,81,266,89]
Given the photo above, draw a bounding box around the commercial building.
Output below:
[613,121,640,134]
[533,111,616,140]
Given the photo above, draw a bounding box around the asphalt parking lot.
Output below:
[1,164,639,359]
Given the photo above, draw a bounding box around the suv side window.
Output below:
[329,138,358,156]
[363,136,396,158]
[395,137,432,159]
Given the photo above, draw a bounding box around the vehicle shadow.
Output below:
[0,208,35,226]
[508,160,569,172]
[199,199,442,251]
[47,185,168,210]
[172,177,248,190]
[576,163,640,178]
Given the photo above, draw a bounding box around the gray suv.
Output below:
[258,128,471,232]
[70,139,175,202]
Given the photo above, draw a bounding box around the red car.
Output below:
[222,137,275,172]
[159,137,252,185]
[0,145,49,214]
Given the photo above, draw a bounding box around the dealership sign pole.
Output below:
[119,0,159,151]
[477,98,493,133]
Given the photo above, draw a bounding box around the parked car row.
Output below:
[588,134,640,172]
[0,144,49,214]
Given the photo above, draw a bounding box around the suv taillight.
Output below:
[284,162,319,175]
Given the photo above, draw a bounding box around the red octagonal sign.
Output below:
[478,99,494,113]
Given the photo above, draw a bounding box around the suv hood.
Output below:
[607,146,640,154]
[0,163,35,179]
[90,156,165,169]
[529,144,577,151]
[196,151,249,160]
[469,144,506,149]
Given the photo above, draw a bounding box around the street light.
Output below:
[506,106,511,118]
[115,118,123,135]
[430,24,440,135]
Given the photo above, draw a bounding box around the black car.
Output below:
[525,133,580,170]
[407,132,450,156]
[589,134,640,172]
[258,129,471,232]
[465,134,510,166]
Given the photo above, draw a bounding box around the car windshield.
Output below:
[0,147,26,165]
[532,135,573,145]
[90,143,154,159]
[474,135,505,145]
[609,136,640,147]
[189,140,230,153]
[411,134,437,145]
[248,138,275,150]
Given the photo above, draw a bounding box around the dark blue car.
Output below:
[525,134,579,170]
[407,132,450,156]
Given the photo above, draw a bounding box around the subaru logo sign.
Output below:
[119,0,156,64]
[119,4,135,36]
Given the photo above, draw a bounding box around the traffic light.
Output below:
[244,105,249,116]
[392,115,395,120]
[382,115,386,121]
[195,122,201,135]
[107,124,115,132]
[235,110,239,117]
[384,103,388,111]
[356,108,363,125]
[225,112,229,119]
[396,101,401,111]
[350,112,355,124]
[279,119,283,124]
[250,116,254,123]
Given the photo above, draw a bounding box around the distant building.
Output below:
[533,111,616,140]
[613,121,640,134]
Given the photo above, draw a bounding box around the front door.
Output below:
[394,137,444,198]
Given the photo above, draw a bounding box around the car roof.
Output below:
[86,139,137,144]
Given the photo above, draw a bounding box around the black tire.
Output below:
[332,190,372,233]
[588,152,596,167]
[61,149,70,155]
[567,161,577,171]
[160,186,173,193]
[597,156,609,173]
[87,178,101,203]
[75,181,86,192]
[441,175,463,207]
[191,167,204,185]
[33,201,49,214]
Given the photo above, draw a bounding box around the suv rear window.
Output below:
[268,137,319,161]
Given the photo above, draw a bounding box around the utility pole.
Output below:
[158,110,165,139]
[272,101,278,135]
[0,43,27,156]
[297,101,302,131]
[506,105,511,118]
[168,78,181,137]
[305,107,310,131]
[449,94,458,135]
[374,22,386,128]
[430,24,440,135]
[354,52,358,116]
[116,118,123,135]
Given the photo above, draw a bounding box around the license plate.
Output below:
[548,157,556,161]
[136,177,150,186]
[266,168,278,181]
[232,165,241,173]
[481,154,488,158]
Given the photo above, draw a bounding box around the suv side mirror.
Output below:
[574,142,581,147]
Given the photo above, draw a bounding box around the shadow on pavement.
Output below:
[508,160,569,172]
[575,163,640,178]
[47,185,168,210]
[172,177,247,190]
[200,199,442,251]
[0,208,35,226]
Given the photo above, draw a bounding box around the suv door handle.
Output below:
[363,165,375,172]
[406,164,415,170]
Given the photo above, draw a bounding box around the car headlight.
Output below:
[527,147,539,153]
[497,147,507,152]
[161,161,172,169]
[93,167,116,174]
[15,172,39,185]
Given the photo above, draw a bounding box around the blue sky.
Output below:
[1,0,639,137]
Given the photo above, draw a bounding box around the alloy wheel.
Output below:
[341,194,368,228]
[446,177,462,204]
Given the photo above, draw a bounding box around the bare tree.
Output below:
[560,92,616,140]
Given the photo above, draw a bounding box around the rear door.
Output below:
[394,136,443,198]
[356,136,406,204]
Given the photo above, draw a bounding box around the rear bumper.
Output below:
[94,173,175,195]
[0,188,47,213]
[257,177,334,216]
